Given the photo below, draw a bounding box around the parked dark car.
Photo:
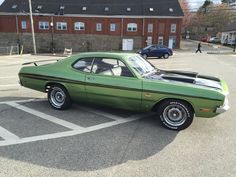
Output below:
[137,45,173,59]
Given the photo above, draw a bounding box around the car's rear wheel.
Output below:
[48,84,72,110]
[156,99,194,130]
[142,54,147,59]
[163,53,169,59]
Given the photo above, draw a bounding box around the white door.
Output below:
[146,36,152,46]
[168,38,174,49]
[122,39,133,51]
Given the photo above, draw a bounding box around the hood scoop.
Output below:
[162,75,195,83]
[163,70,198,78]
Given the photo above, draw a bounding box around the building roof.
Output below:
[0,0,184,17]
[222,21,236,32]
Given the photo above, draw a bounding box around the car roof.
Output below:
[70,52,139,61]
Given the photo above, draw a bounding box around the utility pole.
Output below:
[234,38,236,52]
[28,0,37,54]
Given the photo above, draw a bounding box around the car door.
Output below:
[155,46,163,57]
[70,57,94,102]
[85,57,142,111]
[148,46,157,57]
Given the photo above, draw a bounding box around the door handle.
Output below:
[87,76,95,80]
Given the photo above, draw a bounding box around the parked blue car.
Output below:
[138,45,173,59]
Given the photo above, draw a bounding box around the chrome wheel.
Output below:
[163,53,169,59]
[162,104,187,127]
[157,100,194,130]
[50,87,66,108]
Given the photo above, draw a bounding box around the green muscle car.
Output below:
[18,52,229,130]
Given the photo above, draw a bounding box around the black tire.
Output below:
[48,84,72,110]
[163,53,169,59]
[156,99,194,130]
[142,54,147,59]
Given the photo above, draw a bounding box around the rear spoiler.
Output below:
[22,59,60,66]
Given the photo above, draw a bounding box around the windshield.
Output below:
[127,55,156,76]
[143,45,153,50]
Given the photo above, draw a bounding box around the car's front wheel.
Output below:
[156,99,194,130]
[163,53,169,59]
[48,84,72,110]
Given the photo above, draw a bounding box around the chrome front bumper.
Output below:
[216,97,230,114]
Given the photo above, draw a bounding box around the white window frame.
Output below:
[39,21,49,30]
[110,23,116,32]
[74,22,85,31]
[57,22,67,30]
[21,20,27,29]
[147,24,153,33]
[127,23,137,32]
[96,23,102,31]
[171,24,176,33]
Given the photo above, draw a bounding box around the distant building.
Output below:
[0,0,184,53]
[221,21,236,45]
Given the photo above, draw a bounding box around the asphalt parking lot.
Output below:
[0,50,236,177]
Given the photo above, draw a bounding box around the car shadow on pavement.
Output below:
[0,97,178,171]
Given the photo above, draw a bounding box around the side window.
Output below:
[73,58,94,72]
[150,46,155,50]
[93,58,134,77]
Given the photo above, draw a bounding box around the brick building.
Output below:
[0,0,184,53]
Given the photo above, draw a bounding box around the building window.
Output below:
[21,20,27,29]
[127,7,131,12]
[96,23,102,31]
[57,22,67,30]
[149,8,154,12]
[127,23,137,32]
[110,23,116,32]
[11,4,17,9]
[158,36,164,45]
[171,24,176,33]
[74,22,85,30]
[147,24,153,33]
[39,21,49,30]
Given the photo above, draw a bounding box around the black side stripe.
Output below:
[19,73,222,101]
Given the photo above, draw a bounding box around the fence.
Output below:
[0,45,19,55]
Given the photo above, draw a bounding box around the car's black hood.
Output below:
[146,70,222,90]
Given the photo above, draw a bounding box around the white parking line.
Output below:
[0,112,146,147]
[0,99,154,146]
[0,126,20,140]
[0,76,18,79]
[6,102,85,131]
[79,106,127,121]
[0,84,20,87]
[0,99,42,105]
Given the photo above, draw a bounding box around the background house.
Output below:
[221,21,236,45]
[0,0,184,53]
